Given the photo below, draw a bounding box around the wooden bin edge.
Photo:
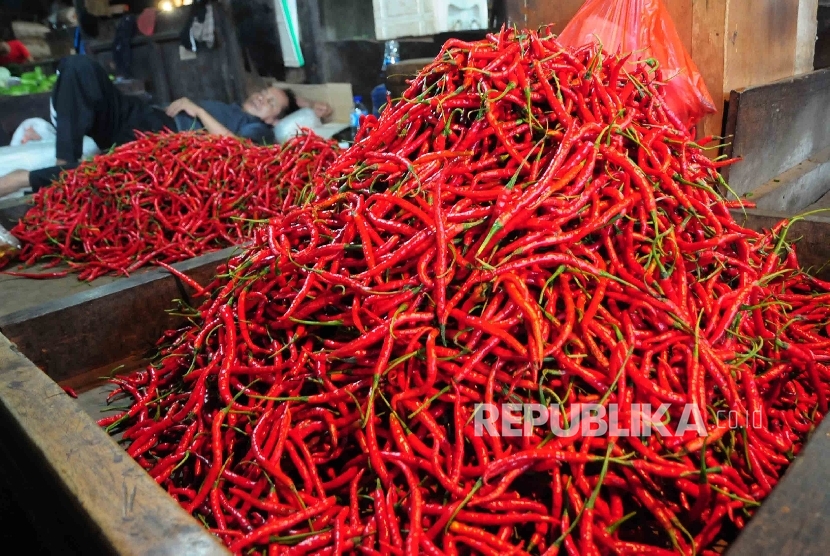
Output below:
[0,333,230,556]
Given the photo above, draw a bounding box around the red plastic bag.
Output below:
[558,0,716,128]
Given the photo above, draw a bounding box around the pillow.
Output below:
[273,108,321,144]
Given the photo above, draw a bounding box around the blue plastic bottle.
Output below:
[371,40,399,117]
[350,95,368,139]
[371,84,387,117]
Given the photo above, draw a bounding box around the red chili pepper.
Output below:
[95,28,830,556]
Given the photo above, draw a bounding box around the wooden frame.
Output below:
[0,248,237,555]
[85,3,248,106]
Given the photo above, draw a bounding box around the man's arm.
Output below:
[295,96,333,121]
[166,98,234,136]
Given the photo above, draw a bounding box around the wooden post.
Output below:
[692,0,728,140]
[797,0,819,74]
[503,0,816,141]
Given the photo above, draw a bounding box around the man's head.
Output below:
[0,42,10,56]
[242,85,289,126]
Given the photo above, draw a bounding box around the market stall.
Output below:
[1,1,830,555]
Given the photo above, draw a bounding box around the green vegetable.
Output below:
[3,67,56,95]
[2,84,34,96]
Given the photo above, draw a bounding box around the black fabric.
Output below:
[29,163,80,193]
[282,89,300,119]
[173,101,275,144]
[73,0,99,38]
[51,55,175,165]
[113,15,137,78]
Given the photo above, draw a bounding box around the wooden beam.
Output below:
[692,0,728,140]
[741,145,830,213]
[0,247,239,383]
[296,0,325,84]
[723,0,801,94]
[214,3,248,105]
[0,333,230,555]
[720,68,830,197]
[797,0,819,75]
[0,195,30,231]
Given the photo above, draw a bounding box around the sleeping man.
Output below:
[0,55,331,197]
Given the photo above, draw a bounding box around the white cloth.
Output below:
[0,120,100,201]
[0,118,101,199]
[12,117,57,145]
[190,5,215,50]
[272,108,349,144]
[9,118,99,157]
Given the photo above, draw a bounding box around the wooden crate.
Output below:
[0,248,236,555]
[0,196,158,318]
[505,0,819,139]
[723,67,830,214]
[1,202,830,553]
[0,197,239,554]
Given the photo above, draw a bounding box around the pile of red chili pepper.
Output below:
[101,28,830,555]
[2,130,339,280]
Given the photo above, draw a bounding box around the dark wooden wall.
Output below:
[297,0,500,104]
[86,4,248,106]
[816,5,830,69]
[229,0,286,80]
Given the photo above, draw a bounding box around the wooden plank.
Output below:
[0,271,121,320]
[722,68,830,196]
[505,0,693,53]
[85,30,183,53]
[217,3,250,104]
[796,0,819,75]
[667,0,694,55]
[741,145,830,213]
[0,246,240,383]
[0,333,229,556]
[0,195,31,230]
[721,87,741,181]
[504,0,584,34]
[692,0,728,140]
[725,414,830,556]
[149,41,173,106]
[723,0,800,94]
[0,198,125,321]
